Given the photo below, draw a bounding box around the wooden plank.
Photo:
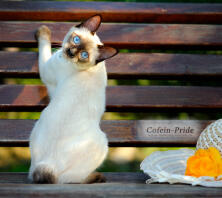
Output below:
[1,22,222,50]
[1,51,222,80]
[0,119,213,147]
[0,52,39,78]
[0,172,148,184]
[0,173,221,198]
[0,85,222,112]
[1,1,222,24]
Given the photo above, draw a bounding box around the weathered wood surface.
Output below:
[0,85,222,112]
[0,173,221,198]
[1,1,222,24]
[1,51,222,80]
[1,22,222,50]
[0,119,212,146]
[0,172,148,184]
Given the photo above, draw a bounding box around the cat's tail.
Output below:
[32,164,57,184]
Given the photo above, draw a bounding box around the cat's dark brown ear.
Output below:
[76,15,102,35]
[96,45,118,64]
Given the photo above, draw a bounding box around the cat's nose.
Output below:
[66,48,75,58]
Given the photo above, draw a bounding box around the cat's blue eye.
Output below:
[73,36,80,44]
[81,51,88,59]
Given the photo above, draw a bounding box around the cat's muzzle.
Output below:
[66,48,75,58]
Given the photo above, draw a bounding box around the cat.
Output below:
[28,15,118,184]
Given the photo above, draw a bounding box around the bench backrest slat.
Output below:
[1,22,222,50]
[1,52,222,80]
[0,85,222,112]
[1,1,222,24]
[0,119,213,147]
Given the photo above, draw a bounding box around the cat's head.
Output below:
[62,15,118,70]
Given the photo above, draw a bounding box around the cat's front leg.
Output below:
[35,25,52,68]
[36,26,56,99]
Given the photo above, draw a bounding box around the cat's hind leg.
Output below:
[61,172,106,184]
[82,172,106,184]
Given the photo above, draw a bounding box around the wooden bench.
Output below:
[1,1,222,197]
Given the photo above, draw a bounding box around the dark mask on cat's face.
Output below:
[62,15,118,69]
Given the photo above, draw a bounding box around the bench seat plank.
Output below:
[1,51,222,80]
[0,119,212,146]
[0,85,222,112]
[1,22,222,49]
[0,172,148,184]
[1,1,222,24]
[0,173,221,198]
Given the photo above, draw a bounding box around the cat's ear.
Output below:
[96,45,118,64]
[76,15,102,35]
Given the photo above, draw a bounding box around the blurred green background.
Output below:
[1,0,222,173]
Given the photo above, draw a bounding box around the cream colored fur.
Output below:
[29,23,109,183]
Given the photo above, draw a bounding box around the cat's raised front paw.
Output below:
[35,25,51,41]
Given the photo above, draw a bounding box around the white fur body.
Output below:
[29,28,108,183]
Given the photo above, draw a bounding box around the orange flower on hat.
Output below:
[185,147,222,178]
